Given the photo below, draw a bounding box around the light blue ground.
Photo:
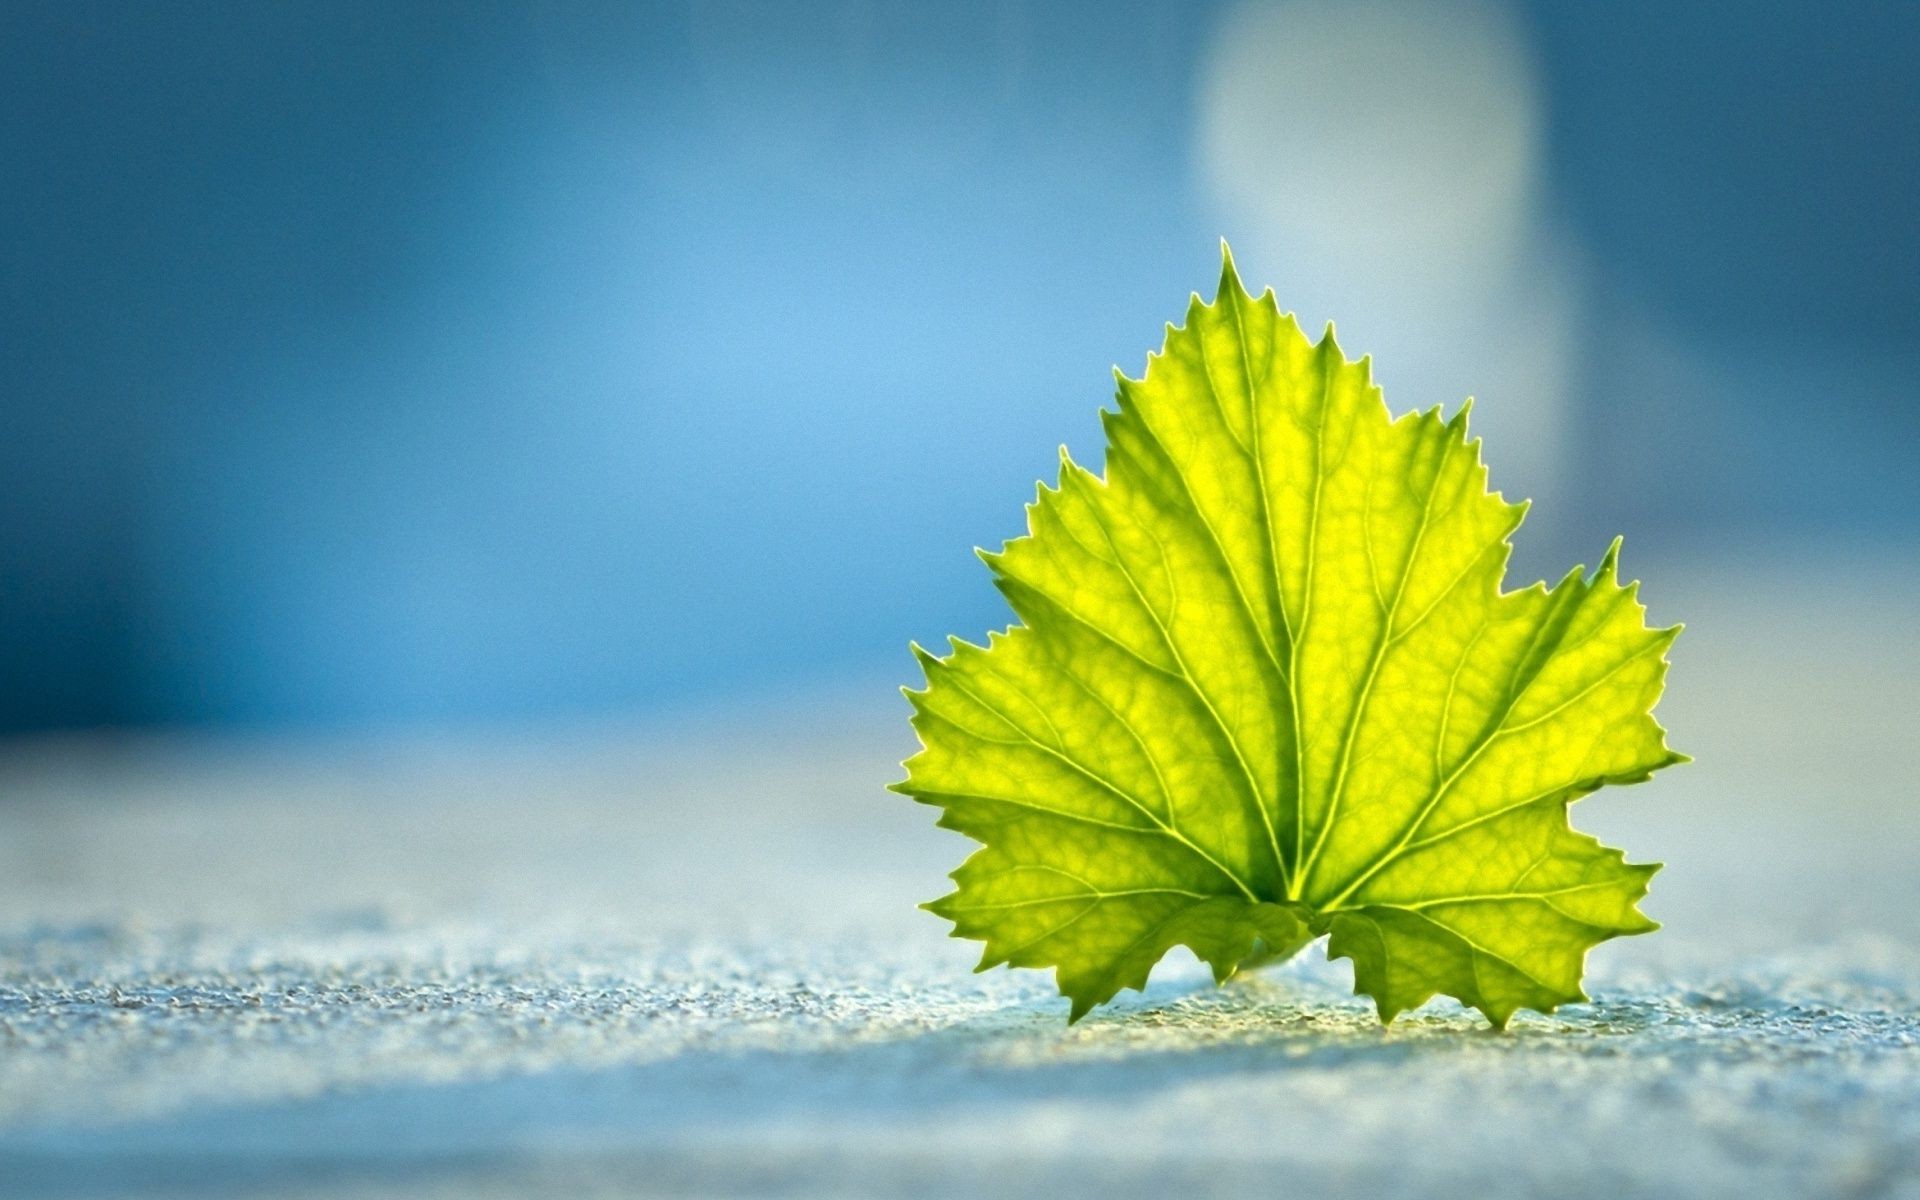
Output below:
[1,557,1916,1198]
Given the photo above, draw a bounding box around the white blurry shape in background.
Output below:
[1194,0,1920,963]
[1197,0,1581,529]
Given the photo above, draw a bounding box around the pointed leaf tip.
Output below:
[1217,239,1245,298]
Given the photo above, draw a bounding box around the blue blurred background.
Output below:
[3,0,1915,734]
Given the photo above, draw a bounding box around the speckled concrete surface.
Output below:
[1,558,1917,1198]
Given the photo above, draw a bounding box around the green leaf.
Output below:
[895,246,1686,1029]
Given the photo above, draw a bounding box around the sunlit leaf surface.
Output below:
[896,248,1685,1027]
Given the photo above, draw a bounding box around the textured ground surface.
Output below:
[1,557,1917,1199]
